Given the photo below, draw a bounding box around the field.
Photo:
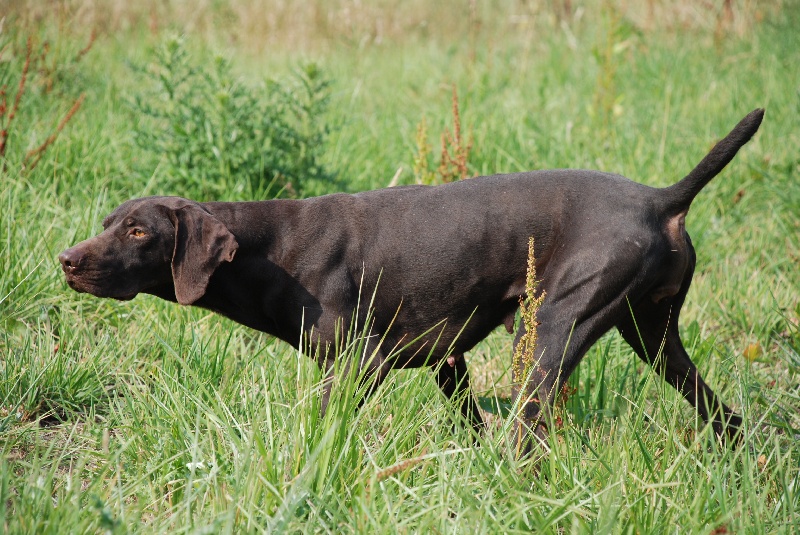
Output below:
[1,1,799,532]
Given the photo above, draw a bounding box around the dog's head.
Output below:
[58,197,238,305]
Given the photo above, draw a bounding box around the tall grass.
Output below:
[1,0,798,532]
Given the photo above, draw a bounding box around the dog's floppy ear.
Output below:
[169,205,238,305]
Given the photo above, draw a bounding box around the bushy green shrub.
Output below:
[130,36,333,199]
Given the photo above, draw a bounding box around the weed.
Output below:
[0,35,86,173]
[413,86,473,185]
[129,36,334,199]
[512,237,545,388]
[438,86,473,182]
[511,236,547,457]
[22,93,84,171]
[412,117,436,185]
[0,37,31,168]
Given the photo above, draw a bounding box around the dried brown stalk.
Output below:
[437,86,472,182]
[23,93,85,172]
[0,36,33,168]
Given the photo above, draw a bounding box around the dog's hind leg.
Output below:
[617,290,742,443]
[509,243,657,456]
[510,297,632,456]
[434,354,484,432]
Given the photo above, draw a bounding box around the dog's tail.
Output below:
[659,108,764,214]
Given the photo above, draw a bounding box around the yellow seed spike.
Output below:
[513,237,546,385]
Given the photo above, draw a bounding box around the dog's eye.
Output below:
[131,228,147,238]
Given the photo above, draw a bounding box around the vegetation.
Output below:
[1,1,798,532]
[129,36,333,199]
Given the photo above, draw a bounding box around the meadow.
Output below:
[1,1,798,532]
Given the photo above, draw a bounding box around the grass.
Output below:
[1,0,799,532]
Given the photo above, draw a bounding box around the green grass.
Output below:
[2,1,799,532]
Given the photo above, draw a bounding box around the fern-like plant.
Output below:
[130,36,334,199]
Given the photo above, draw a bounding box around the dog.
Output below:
[59,109,764,451]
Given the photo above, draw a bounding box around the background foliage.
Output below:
[129,36,333,199]
[1,0,798,532]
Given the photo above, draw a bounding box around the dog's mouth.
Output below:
[64,274,88,293]
[64,273,138,301]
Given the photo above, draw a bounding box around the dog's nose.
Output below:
[58,247,85,271]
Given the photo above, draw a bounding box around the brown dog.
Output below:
[60,109,763,450]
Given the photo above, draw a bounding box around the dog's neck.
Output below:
[158,199,323,345]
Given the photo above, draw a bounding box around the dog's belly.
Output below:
[362,280,522,368]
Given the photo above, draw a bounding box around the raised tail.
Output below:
[660,108,764,214]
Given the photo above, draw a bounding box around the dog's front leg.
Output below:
[433,354,484,433]
[316,349,390,418]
